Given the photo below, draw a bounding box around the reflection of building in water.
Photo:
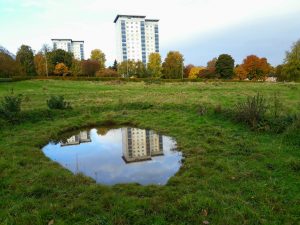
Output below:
[122,128,163,163]
[61,131,91,146]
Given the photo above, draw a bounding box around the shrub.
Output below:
[96,68,119,77]
[235,93,267,128]
[0,91,23,122]
[47,95,71,110]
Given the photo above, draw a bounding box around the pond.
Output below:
[42,127,183,185]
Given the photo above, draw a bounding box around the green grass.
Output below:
[0,80,299,225]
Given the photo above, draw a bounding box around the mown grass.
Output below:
[0,80,299,225]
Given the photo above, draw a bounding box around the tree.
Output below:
[81,60,100,76]
[40,44,51,77]
[184,64,194,78]
[162,51,184,79]
[282,39,300,81]
[207,57,217,72]
[241,55,271,80]
[0,52,24,78]
[112,60,118,71]
[147,53,162,78]
[234,65,247,80]
[34,53,46,76]
[117,60,136,77]
[16,45,36,76]
[202,58,219,78]
[275,65,286,81]
[90,49,106,70]
[135,60,147,78]
[54,63,68,76]
[188,67,205,79]
[70,59,82,76]
[215,54,234,79]
[48,49,73,71]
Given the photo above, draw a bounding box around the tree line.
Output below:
[0,39,299,81]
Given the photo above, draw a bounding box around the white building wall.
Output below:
[114,15,159,64]
[51,39,84,60]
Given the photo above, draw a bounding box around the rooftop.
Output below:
[145,19,159,22]
[114,15,159,23]
[51,39,84,43]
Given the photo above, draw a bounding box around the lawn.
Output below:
[0,80,299,225]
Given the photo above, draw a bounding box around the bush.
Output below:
[47,95,71,110]
[96,68,119,77]
[235,93,267,128]
[0,91,23,122]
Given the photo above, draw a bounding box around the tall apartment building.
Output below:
[61,131,91,146]
[51,39,84,60]
[122,128,163,163]
[114,15,159,64]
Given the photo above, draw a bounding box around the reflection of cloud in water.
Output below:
[42,127,182,185]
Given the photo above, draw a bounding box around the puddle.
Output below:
[42,127,182,185]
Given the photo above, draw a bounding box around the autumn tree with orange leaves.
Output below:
[234,65,248,80]
[240,55,271,80]
[54,63,68,76]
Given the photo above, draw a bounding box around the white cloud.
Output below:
[1,0,300,64]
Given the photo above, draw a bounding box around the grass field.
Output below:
[0,80,299,225]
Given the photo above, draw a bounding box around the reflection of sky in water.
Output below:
[42,128,182,185]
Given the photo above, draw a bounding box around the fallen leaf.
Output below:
[203,221,210,225]
[48,219,54,225]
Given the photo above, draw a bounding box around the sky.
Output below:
[0,0,300,66]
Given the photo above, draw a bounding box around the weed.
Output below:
[235,93,267,129]
[47,95,71,110]
[198,105,207,116]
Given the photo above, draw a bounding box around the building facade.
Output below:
[51,39,84,60]
[122,128,163,163]
[114,15,159,64]
[61,131,91,146]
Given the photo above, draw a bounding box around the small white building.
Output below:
[51,39,84,60]
[114,15,159,64]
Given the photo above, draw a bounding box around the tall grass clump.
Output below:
[235,93,267,129]
[47,95,71,110]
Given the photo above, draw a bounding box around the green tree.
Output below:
[162,51,184,79]
[48,49,73,73]
[16,45,36,76]
[135,60,147,78]
[90,49,106,70]
[215,54,235,79]
[70,59,82,76]
[275,65,286,81]
[117,60,136,77]
[282,40,300,81]
[112,59,118,71]
[147,53,162,78]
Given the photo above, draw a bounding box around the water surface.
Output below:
[42,127,182,185]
